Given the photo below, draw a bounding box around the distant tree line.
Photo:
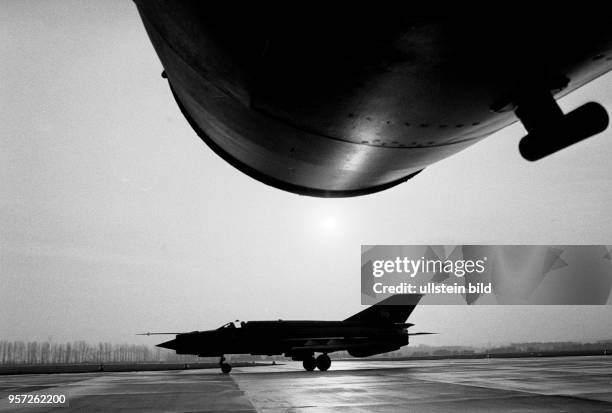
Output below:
[485,341,612,355]
[0,341,204,365]
[380,340,612,358]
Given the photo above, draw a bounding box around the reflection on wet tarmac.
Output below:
[1,356,611,412]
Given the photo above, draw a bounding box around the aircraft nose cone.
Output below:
[157,339,177,350]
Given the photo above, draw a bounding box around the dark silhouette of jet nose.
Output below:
[157,339,177,350]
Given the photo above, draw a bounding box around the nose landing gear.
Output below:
[219,356,232,374]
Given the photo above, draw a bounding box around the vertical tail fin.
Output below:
[344,294,422,324]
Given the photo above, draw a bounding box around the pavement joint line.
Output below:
[224,370,260,413]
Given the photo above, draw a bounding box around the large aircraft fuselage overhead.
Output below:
[145,294,428,373]
[134,2,612,197]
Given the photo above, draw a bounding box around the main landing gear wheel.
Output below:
[302,357,317,371]
[316,354,331,371]
[219,356,232,374]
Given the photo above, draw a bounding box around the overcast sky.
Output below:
[2,0,612,347]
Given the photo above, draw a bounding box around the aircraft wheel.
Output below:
[316,354,331,371]
[302,357,316,371]
[221,363,232,374]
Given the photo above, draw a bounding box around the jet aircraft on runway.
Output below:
[142,294,430,373]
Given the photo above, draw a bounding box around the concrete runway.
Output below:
[1,356,611,412]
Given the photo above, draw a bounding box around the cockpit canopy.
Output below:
[217,321,245,329]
